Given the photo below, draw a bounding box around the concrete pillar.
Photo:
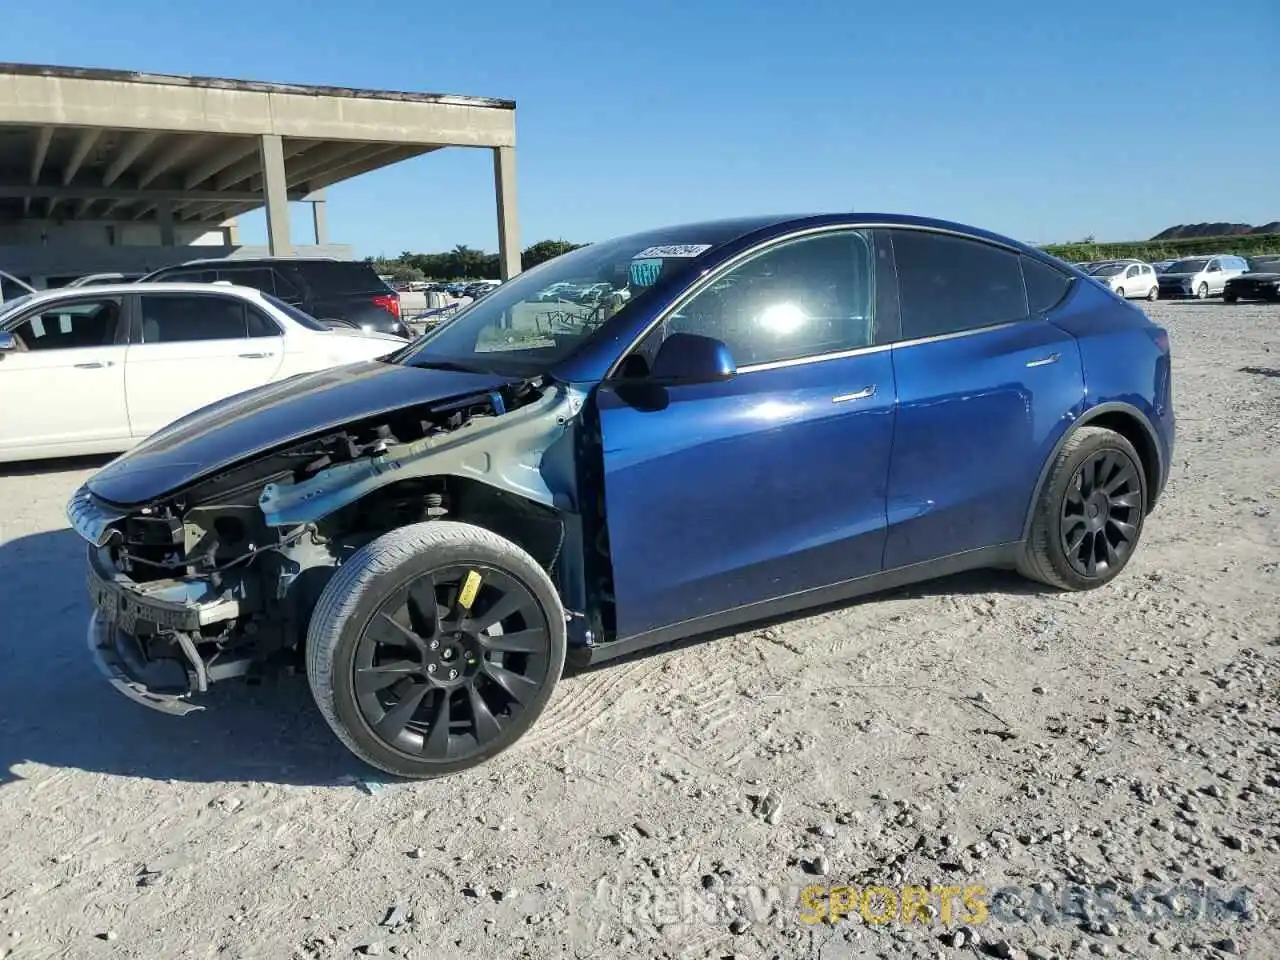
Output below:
[493,146,521,280]
[158,199,176,247]
[259,134,293,257]
[309,191,329,245]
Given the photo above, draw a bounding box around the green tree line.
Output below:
[1043,233,1280,263]
[371,231,1280,283]
[367,240,584,282]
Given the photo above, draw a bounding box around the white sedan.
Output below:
[1087,260,1160,300]
[0,282,407,463]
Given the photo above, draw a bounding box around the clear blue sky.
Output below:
[5,0,1278,256]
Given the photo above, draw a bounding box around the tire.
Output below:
[1018,426,1147,591]
[1196,282,1209,300]
[1223,293,1237,304]
[1115,287,1125,299]
[306,521,566,778]
[1147,285,1159,302]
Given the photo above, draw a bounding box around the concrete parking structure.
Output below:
[0,63,520,282]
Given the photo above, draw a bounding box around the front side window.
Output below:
[138,294,249,343]
[8,298,122,351]
[655,231,876,368]
[891,230,1027,339]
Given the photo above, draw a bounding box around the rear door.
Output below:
[597,228,898,639]
[0,295,130,457]
[124,291,285,436]
[880,229,1084,569]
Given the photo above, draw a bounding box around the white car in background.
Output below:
[1156,254,1250,300]
[1088,259,1160,300]
[0,283,403,463]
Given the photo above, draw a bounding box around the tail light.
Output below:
[373,293,401,319]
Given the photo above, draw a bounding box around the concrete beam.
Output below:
[103,131,156,186]
[183,136,259,189]
[493,146,521,280]
[0,71,515,146]
[29,126,53,183]
[259,134,292,257]
[301,143,434,193]
[62,127,102,185]
[213,137,314,190]
[25,126,53,215]
[138,135,207,188]
[0,181,303,203]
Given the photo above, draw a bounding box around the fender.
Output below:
[1019,401,1163,541]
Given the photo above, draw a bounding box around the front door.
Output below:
[0,296,130,458]
[880,229,1085,569]
[597,228,897,640]
[125,291,284,437]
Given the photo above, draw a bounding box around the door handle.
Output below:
[238,352,274,359]
[74,361,113,369]
[832,385,877,403]
[1025,353,1060,368]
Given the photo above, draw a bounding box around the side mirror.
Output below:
[0,331,15,353]
[649,332,737,384]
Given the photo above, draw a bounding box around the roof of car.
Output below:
[156,257,352,267]
[10,281,270,302]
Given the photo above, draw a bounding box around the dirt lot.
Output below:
[0,301,1276,960]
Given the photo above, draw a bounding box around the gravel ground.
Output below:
[0,301,1276,960]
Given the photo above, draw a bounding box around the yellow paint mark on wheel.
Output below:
[458,570,482,610]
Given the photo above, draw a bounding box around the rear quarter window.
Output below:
[296,261,391,295]
[1021,257,1074,314]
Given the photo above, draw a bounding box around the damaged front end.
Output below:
[70,374,592,714]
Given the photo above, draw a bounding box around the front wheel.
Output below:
[1115,287,1126,298]
[306,521,566,778]
[1018,426,1146,591]
[1223,292,1238,304]
[1196,282,1209,299]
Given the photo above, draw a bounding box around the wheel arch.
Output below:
[1021,402,1163,541]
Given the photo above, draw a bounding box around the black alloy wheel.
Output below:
[1058,450,1142,579]
[307,521,567,778]
[1017,425,1147,591]
[354,564,553,761]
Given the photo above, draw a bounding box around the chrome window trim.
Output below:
[605,221,1029,380]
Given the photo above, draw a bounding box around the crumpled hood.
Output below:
[86,360,518,506]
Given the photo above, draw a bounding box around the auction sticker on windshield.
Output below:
[633,244,712,259]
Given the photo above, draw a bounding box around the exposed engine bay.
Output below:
[73,375,609,714]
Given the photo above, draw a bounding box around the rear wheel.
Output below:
[1147,284,1159,301]
[1196,282,1209,299]
[306,521,566,778]
[1019,426,1146,591]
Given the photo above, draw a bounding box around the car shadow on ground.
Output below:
[0,521,1048,788]
[0,527,365,789]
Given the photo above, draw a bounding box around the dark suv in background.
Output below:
[140,258,410,338]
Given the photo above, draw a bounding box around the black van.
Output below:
[140,258,410,338]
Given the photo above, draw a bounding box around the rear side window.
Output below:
[218,267,277,295]
[891,231,1027,339]
[298,261,391,295]
[139,294,250,343]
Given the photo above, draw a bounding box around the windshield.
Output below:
[1090,263,1127,277]
[1166,258,1210,274]
[393,226,740,375]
